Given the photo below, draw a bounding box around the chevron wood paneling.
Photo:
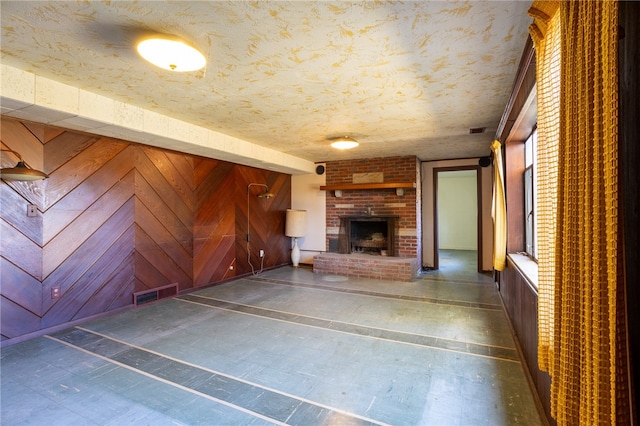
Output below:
[134,200,192,290]
[0,211,42,281]
[236,168,291,276]
[42,171,135,278]
[2,121,49,339]
[1,120,46,174]
[41,200,135,328]
[134,146,194,292]
[193,159,236,286]
[43,145,136,243]
[0,287,41,338]
[0,259,42,318]
[0,184,43,247]
[43,129,99,173]
[43,138,128,209]
[1,117,291,342]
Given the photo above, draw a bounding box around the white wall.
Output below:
[291,168,326,264]
[437,171,477,250]
[422,159,493,271]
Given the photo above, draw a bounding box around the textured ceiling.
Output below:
[1,1,532,164]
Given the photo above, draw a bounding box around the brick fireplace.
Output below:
[313,156,422,281]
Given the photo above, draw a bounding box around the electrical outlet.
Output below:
[259,250,265,258]
[51,286,61,299]
[27,204,38,217]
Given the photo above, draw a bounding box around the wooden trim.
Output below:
[320,182,416,191]
[477,167,483,272]
[505,141,526,253]
[496,36,537,143]
[620,1,640,421]
[433,170,439,270]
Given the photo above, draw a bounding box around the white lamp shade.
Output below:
[285,209,307,237]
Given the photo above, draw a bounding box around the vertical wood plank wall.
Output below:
[0,117,290,342]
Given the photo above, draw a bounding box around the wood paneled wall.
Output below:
[1,118,290,342]
[499,261,554,425]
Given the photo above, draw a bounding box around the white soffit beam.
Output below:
[0,65,315,175]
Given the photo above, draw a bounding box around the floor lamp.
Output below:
[285,209,307,267]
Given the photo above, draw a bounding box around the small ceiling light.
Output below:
[137,35,206,72]
[330,136,359,150]
[1,148,48,181]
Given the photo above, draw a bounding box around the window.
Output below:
[524,129,537,259]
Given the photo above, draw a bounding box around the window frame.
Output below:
[523,128,538,260]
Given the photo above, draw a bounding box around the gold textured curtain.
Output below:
[529,0,560,378]
[530,1,628,424]
[490,139,506,271]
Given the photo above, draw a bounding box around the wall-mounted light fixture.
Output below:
[137,35,206,72]
[329,136,359,150]
[1,148,48,181]
[246,183,276,275]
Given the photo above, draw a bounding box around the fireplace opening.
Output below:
[351,221,387,254]
[338,216,398,256]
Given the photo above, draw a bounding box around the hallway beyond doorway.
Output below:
[425,249,489,283]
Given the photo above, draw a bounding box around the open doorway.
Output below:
[433,166,482,272]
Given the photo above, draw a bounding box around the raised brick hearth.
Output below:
[313,253,420,282]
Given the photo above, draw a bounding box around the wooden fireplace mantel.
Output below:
[339,215,400,219]
[319,182,416,191]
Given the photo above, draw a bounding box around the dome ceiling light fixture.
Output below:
[136,35,206,72]
[329,136,359,150]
